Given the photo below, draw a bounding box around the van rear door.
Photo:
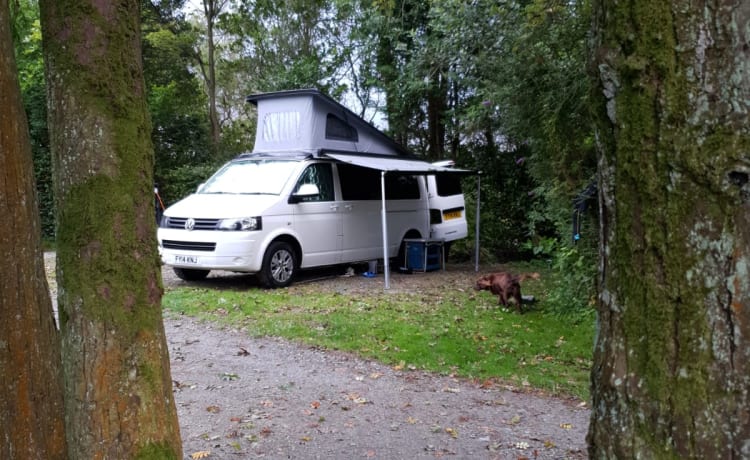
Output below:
[427,173,468,242]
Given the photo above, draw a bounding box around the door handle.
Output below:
[344,204,353,211]
[330,204,339,211]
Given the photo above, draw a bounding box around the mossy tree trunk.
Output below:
[39,0,182,457]
[0,1,66,457]
[588,0,750,457]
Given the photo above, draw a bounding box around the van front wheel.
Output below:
[259,241,296,288]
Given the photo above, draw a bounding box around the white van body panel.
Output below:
[292,200,343,268]
[340,193,429,261]
[164,193,279,219]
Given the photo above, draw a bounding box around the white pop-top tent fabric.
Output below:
[247,89,410,157]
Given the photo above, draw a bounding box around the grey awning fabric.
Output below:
[323,152,476,176]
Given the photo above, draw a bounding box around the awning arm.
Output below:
[475,174,481,272]
[381,171,390,289]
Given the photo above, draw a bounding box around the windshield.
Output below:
[200,159,299,195]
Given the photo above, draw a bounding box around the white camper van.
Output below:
[157,89,469,287]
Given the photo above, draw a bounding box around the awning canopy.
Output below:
[323,152,476,176]
[323,151,481,289]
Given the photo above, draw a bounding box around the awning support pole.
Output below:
[381,171,390,289]
[475,174,481,272]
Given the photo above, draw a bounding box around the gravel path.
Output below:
[45,253,590,459]
[167,316,589,460]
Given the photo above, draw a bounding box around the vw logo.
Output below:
[185,218,196,231]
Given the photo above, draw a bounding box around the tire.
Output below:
[259,241,296,288]
[173,267,210,281]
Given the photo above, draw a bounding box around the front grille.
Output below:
[164,217,220,230]
[162,240,216,252]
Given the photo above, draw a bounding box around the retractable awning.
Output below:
[323,152,481,289]
[324,152,476,176]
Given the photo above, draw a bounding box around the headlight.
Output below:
[217,216,262,231]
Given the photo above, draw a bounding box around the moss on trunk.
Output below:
[0,1,66,457]
[588,0,750,457]
[39,0,182,457]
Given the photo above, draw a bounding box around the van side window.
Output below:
[294,163,334,202]
[338,163,420,200]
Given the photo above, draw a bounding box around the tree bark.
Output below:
[39,0,182,457]
[0,1,66,457]
[203,0,223,153]
[588,1,750,457]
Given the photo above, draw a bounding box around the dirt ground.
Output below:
[47,254,591,459]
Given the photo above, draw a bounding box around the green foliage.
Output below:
[163,271,595,399]
[156,163,221,207]
[544,243,597,321]
[13,1,54,238]
[459,143,552,261]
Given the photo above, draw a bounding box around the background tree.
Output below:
[141,0,215,206]
[39,0,182,457]
[12,0,54,238]
[0,1,66,457]
[588,0,750,456]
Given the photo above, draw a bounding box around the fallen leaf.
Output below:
[544,440,556,448]
[514,441,529,450]
[406,416,418,424]
[393,360,405,371]
[560,423,573,429]
[310,401,321,409]
[206,405,221,413]
[365,450,376,457]
[190,451,210,459]
[445,427,458,438]
[508,415,521,425]
[300,436,312,442]
[369,372,383,379]
[237,347,250,356]
[220,372,239,381]
[259,427,272,437]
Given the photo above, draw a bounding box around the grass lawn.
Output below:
[163,265,595,400]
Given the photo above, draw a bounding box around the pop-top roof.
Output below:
[246,89,411,157]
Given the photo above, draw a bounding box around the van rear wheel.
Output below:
[259,241,296,288]
[173,267,210,281]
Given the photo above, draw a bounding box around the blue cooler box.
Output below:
[404,239,443,272]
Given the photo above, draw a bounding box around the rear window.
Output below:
[434,174,463,197]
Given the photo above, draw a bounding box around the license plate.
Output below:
[174,255,198,264]
[443,210,462,220]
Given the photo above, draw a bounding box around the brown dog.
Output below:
[474,272,540,313]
